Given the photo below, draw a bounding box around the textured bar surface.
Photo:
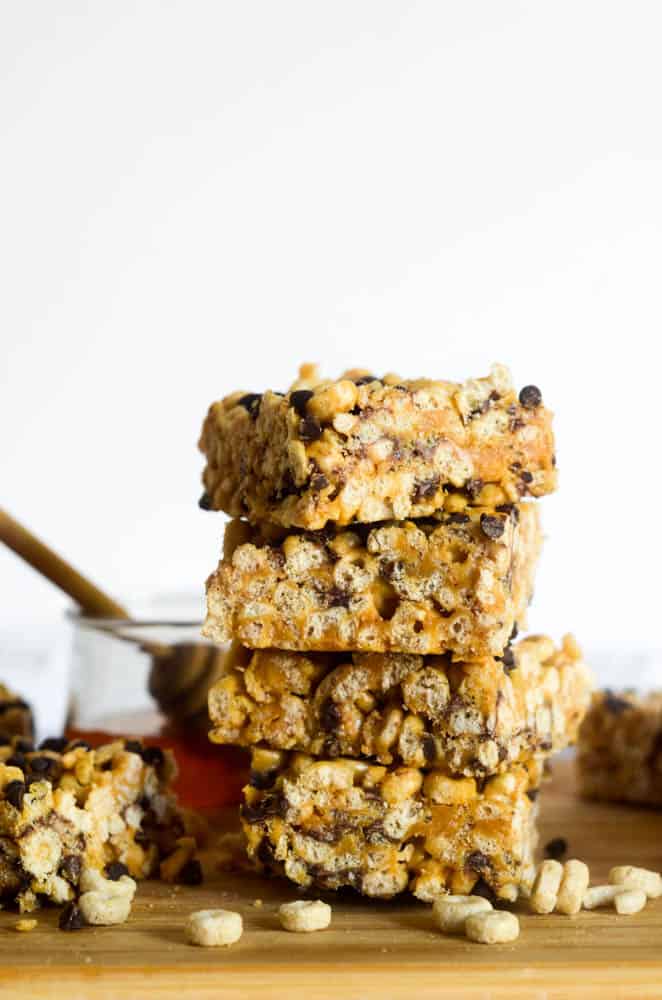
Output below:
[209,635,591,774]
[241,749,541,901]
[199,364,556,530]
[0,736,190,913]
[577,690,662,807]
[204,502,541,657]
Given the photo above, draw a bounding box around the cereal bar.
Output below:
[209,635,592,775]
[0,736,191,913]
[199,364,557,530]
[241,749,541,901]
[577,690,662,806]
[204,503,541,657]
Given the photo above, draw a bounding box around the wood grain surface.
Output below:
[0,757,660,999]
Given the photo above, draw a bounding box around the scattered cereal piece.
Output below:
[609,866,662,900]
[186,909,243,947]
[582,885,620,910]
[79,890,133,926]
[432,894,492,934]
[15,918,37,932]
[556,860,590,916]
[465,910,520,944]
[530,860,563,914]
[614,889,647,915]
[278,899,332,933]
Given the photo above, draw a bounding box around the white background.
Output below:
[2,1,662,716]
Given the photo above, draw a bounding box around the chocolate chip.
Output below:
[496,503,519,522]
[422,734,437,764]
[5,753,25,771]
[198,491,212,510]
[471,877,497,904]
[257,838,276,867]
[289,389,314,416]
[327,587,351,609]
[465,478,484,500]
[604,691,631,715]
[141,746,165,768]
[412,477,440,504]
[15,739,34,753]
[526,788,539,802]
[446,512,470,525]
[105,861,129,881]
[178,859,203,886]
[0,699,29,713]
[509,623,519,642]
[238,393,262,418]
[544,837,567,861]
[59,855,82,883]
[29,756,62,781]
[466,850,491,873]
[67,739,91,751]
[519,385,542,409]
[299,415,323,442]
[480,514,505,540]
[241,793,287,823]
[124,740,143,756]
[0,731,12,746]
[500,646,516,673]
[319,698,342,733]
[59,902,85,931]
[5,779,25,810]
[249,769,277,790]
[38,737,68,753]
[520,470,533,484]
[310,473,329,493]
[353,375,378,385]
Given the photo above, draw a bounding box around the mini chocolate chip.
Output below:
[520,470,533,484]
[5,753,25,771]
[5,779,25,810]
[604,691,631,715]
[495,503,519,522]
[471,877,497,904]
[465,478,484,500]
[526,788,539,802]
[249,769,277,790]
[353,375,378,385]
[257,838,276,867]
[14,740,33,754]
[124,739,143,755]
[310,473,329,493]
[544,837,567,861]
[327,587,351,609]
[501,647,516,672]
[59,902,85,931]
[466,851,491,873]
[422,734,437,764]
[29,756,51,773]
[319,698,342,733]
[67,739,92,751]
[0,731,12,746]
[238,393,262,418]
[480,514,505,540]
[178,859,203,886]
[38,737,68,753]
[30,756,62,782]
[412,477,440,503]
[0,699,29,713]
[289,389,314,416]
[105,861,129,881]
[446,512,470,524]
[141,746,165,768]
[519,385,542,409]
[299,415,323,442]
[60,854,82,883]
[198,491,212,510]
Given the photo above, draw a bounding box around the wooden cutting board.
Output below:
[1,757,661,1000]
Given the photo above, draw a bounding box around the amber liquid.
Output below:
[66,717,248,812]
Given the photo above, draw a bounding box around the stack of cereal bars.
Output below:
[199,364,593,902]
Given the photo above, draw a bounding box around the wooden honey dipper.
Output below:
[0,507,227,732]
